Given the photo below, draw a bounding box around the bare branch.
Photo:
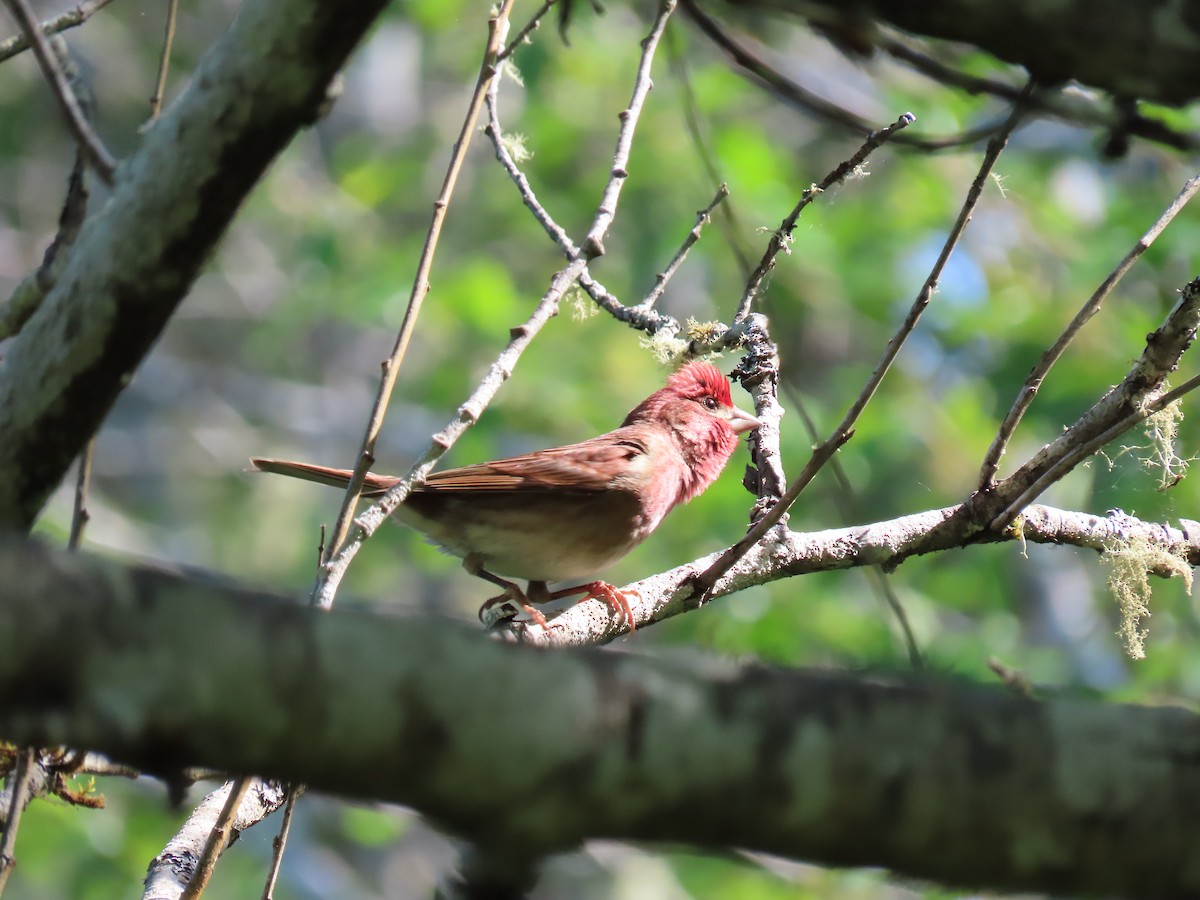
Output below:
[0,0,394,530]
[260,785,300,900]
[0,0,114,64]
[734,110,915,322]
[636,182,728,312]
[148,0,179,118]
[508,501,1200,643]
[681,0,1002,151]
[2,0,116,182]
[498,0,557,62]
[67,436,94,551]
[980,173,1200,488]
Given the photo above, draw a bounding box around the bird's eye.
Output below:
[703,396,719,410]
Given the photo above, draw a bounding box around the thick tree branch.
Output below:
[0,0,391,529]
[726,0,1200,107]
[2,537,1200,897]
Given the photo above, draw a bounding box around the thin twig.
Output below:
[734,111,915,322]
[67,436,95,551]
[0,0,115,64]
[979,172,1200,488]
[581,0,678,256]
[312,0,680,611]
[148,0,179,118]
[690,90,1029,601]
[180,776,250,900]
[498,0,556,62]
[2,0,115,182]
[318,0,516,587]
[486,69,718,336]
[0,748,36,896]
[260,784,299,900]
[484,83,676,335]
[637,183,728,311]
[783,379,923,668]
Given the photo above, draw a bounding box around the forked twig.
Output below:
[498,0,556,62]
[997,373,1200,531]
[0,0,115,63]
[990,275,1200,529]
[979,172,1200,488]
[2,0,115,182]
[484,84,676,335]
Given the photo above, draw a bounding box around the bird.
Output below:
[252,360,761,628]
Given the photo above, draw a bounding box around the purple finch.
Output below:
[252,361,760,627]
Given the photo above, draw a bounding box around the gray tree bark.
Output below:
[1,536,1198,897]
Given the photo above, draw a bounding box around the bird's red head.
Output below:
[665,361,734,408]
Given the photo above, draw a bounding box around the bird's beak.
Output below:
[728,404,762,435]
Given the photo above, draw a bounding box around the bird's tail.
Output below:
[249,458,399,495]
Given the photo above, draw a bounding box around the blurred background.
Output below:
[3,0,1200,895]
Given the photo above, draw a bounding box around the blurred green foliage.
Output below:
[4,0,1200,896]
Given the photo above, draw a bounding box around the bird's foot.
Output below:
[552,581,639,631]
[479,586,549,630]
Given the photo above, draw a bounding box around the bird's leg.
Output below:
[549,581,639,631]
[465,555,549,628]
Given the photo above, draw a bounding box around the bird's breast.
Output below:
[396,489,653,583]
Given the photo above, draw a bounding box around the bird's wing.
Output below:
[421,432,648,492]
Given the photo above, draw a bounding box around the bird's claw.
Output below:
[577,581,640,632]
[478,586,549,630]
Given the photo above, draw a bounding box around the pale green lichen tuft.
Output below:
[499,129,532,164]
[1141,394,1190,490]
[1103,534,1193,659]
[565,285,597,320]
[638,330,688,364]
[500,58,525,87]
[684,317,726,346]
